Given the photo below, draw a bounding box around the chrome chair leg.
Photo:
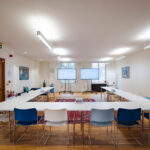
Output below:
[129,127,142,145]
[88,123,92,145]
[67,124,70,145]
[38,125,45,144]
[15,126,29,144]
[43,126,51,145]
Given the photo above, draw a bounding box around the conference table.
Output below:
[102,86,150,109]
[0,87,150,144]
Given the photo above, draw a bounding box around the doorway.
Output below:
[0,58,5,101]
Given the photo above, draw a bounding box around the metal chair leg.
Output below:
[116,125,118,146]
[67,124,70,145]
[13,123,16,144]
[43,126,51,145]
[38,125,45,144]
[88,123,92,145]
[15,126,29,144]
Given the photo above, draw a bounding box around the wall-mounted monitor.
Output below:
[80,68,99,80]
[57,68,76,80]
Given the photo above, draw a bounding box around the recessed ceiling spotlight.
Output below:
[115,56,126,61]
[110,47,131,55]
[99,57,114,62]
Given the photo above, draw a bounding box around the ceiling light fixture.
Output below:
[115,56,126,61]
[37,31,52,50]
[110,47,131,55]
[53,47,69,56]
[144,45,150,49]
[144,39,150,49]
[99,57,114,62]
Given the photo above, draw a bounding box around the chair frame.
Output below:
[39,109,69,145]
[88,109,116,146]
[115,109,143,146]
[13,109,39,144]
[0,111,12,143]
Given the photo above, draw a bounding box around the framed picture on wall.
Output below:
[19,66,29,80]
[122,66,130,78]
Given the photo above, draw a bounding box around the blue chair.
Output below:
[143,111,150,143]
[14,108,38,144]
[88,108,115,145]
[116,108,142,145]
[24,87,29,93]
[49,84,55,99]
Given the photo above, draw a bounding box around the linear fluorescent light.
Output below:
[99,57,114,61]
[37,31,52,50]
[144,45,150,49]
[115,56,126,61]
[110,47,131,55]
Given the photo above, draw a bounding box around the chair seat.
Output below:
[117,121,139,126]
[45,121,67,126]
[91,121,112,127]
[16,120,37,126]
[0,114,9,122]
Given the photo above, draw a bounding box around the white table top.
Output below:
[0,86,149,111]
[0,101,144,111]
[102,86,150,110]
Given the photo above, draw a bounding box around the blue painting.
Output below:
[19,66,29,80]
[122,66,130,78]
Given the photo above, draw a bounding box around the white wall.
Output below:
[115,49,150,97]
[0,45,40,95]
[0,45,116,94]
[38,61,115,92]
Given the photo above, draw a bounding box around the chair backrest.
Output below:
[24,87,29,92]
[90,108,114,122]
[14,108,37,122]
[117,108,141,122]
[44,109,67,122]
[50,84,54,93]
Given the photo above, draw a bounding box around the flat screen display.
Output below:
[57,68,76,80]
[80,68,99,80]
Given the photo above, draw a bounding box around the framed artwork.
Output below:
[19,66,29,80]
[122,66,130,78]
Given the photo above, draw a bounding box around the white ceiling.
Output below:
[0,0,150,61]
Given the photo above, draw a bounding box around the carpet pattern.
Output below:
[55,99,96,123]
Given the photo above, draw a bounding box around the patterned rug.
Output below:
[55,99,96,123]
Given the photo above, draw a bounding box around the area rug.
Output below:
[55,99,96,123]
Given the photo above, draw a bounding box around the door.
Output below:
[0,58,5,101]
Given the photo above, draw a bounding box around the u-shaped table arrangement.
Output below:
[0,87,150,145]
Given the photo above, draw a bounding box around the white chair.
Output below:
[41,109,69,145]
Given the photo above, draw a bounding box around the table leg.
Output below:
[73,111,75,145]
[8,111,11,143]
[141,111,144,144]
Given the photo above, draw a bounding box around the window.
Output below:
[60,62,76,83]
[92,63,106,83]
